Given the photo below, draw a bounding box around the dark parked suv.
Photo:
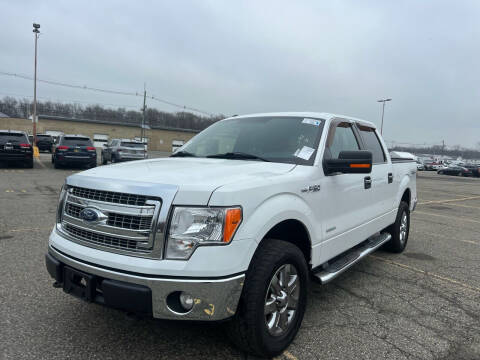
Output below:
[52,134,97,169]
[35,134,54,152]
[0,130,33,168]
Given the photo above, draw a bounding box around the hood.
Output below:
[69,157,296,205]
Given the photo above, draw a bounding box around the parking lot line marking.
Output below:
[283,351,298,360]
[433,202,480,210]
[419,195,480,205]
[35,157,47,169]
[412,230,479,246]
[414,210,480,224]
[370,255,480,293]
[460,239,479,245]
[8,227,52,233]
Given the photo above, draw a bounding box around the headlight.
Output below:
[166,207,242,260]
[56,182,68,226]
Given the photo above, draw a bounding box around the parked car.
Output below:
[463,164,480,177]
[416,161,424,171]
[35,134,54,152]
[101,139,147,164]
[45,112,417,358]
[437,165,471,176]
[0,130,33,168]
[52,134,97,169]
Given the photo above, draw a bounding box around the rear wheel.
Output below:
[54,159,61,169]
[24,158,33,168]
[384,201,410,253]
[111,154,117,163]
[225,239,308,358]
[102,154,107,165]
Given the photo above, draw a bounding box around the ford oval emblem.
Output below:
[79,208,101,222]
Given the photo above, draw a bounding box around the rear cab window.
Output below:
[0,132,28,144]
[357,125,386,164]
[61,137,93,147]
[121,141,144,148]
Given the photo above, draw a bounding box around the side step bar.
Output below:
[313,232,392,284]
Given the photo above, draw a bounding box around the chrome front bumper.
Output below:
[48,245,244,321]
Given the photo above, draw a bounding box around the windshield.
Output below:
[121,142,144,148]
[0,133,28,144]
[36,135,52,139]
[61,137,93,146]
[178,116,324,165]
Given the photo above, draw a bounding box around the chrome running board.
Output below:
[313,232,392,284]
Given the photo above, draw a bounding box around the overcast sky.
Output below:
[1,0,479,148]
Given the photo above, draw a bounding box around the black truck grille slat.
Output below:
[65,203,152,230]
[70,186,147,206]
[64,224,142,251]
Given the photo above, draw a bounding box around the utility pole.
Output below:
[32,23,40,145]
[141,84,147,158]
[377,98,392,135]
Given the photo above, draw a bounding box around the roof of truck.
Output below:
[224,112,377,129]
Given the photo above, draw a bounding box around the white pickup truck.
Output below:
[46,112,417,357]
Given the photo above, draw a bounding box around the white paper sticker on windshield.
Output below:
[302,118,321,126]
[295,146,315,160]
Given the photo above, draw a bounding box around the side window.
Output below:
[326,122,360,159]
[358,126,386,164]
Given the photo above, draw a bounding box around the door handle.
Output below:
[388,173,393,184]
[364,176,372,189]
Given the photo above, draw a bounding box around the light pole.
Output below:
[377,98,391,135]
[32,23,40,145]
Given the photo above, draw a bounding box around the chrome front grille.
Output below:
[64,224,140,251]
[59,186,162,258]
[71,186,147,206]
[107,212,152,230]
[65,202,152,230]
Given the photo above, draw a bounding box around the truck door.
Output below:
[356,125,394,225]
[318,121,371,262]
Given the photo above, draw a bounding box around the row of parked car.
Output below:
[416,158,480,177]
[0,130,147,169]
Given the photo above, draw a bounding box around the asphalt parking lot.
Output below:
[1,156,479,360]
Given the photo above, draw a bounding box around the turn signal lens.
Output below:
[19,143,31,148]
[86,146,96,151]
[223,208,242,243]
[57,146,69,150]
[350,163,370,168]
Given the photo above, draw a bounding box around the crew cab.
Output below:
[45,112,417,357]
[0,130,33,168]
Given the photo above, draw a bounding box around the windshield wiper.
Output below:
[170,150,197,158]
[206,152,270,162]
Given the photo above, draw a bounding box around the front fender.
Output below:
[234,192,316,245]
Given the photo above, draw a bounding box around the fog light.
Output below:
[179,292,194,311]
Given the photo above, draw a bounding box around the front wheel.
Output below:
[384,201,410,253]
[226,239,308,358]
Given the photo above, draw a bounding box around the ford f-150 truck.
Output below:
[45,112,417,358]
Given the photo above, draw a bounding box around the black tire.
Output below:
[24,158,34,168]
[102,154,107,165]
[54,159,61,169]
[51,155,54,164]
[225,239,308,358]
[384,201,410,253]
[111,155,117,163]
[438,171,443,175]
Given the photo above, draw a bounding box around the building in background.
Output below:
[0,115,197,152]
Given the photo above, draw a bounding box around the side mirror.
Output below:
[324,150,372,175]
